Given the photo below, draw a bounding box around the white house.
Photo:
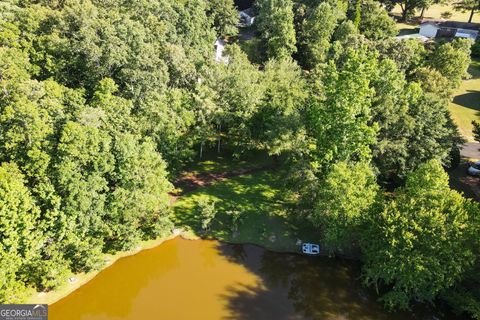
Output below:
[214,38,229,64]
[239,8,255,27]
[419,22,439,38]
[419,20,479,40]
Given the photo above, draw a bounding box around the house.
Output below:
[214,38,229,64]
[239,8,255,27]
[419,20,480,40]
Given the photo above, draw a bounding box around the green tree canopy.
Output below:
[257,0,297,59]
[361,160,478,310]
[311,161,379,254]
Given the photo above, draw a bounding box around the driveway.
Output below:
[448,142,480,201]
[460,142,480,159]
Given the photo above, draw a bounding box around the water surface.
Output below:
[50,238,455,320]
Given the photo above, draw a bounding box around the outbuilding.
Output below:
[419,20,480,40]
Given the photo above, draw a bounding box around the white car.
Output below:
[302,243,320,255]
[468,161,480,176]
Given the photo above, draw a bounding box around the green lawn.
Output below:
[394,4,480,37]
[448,59,480,141]
[172,169,318,252]
[392,4,480,23]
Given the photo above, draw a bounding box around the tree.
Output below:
[310,161,379,254]
[257,0,297,59]
[106,133,173,250]
[442,262,480,320]
[135,89,196,171]
[361,160,478,310]
[207,45,264,154]
[405,91,464,173]
[370,58,412,181]
[54,121,114,272]
[454,0,480,23]
[196,198,217,231]
[251,57,307,155]
[299,2,342,69]
[430,38,472,90]
[412,66,451,100]
[207,0,239,37]
[374,38,426,73]
[0,163,41,302]
[192,83,222,159]
[308,46,378,173]
[358,0,398,40]
[380,0,424,21]
[473,120,480,142]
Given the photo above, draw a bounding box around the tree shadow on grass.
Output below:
[452,90,480,113]
[398,27,419,36]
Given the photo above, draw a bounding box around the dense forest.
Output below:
[0,0,479,318]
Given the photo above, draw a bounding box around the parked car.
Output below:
[302,243,320,255]
[467,161,480,176]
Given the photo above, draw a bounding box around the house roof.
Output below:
[421,19,480,31]
[240,7,255,17]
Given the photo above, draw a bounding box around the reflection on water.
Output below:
[50,238,458,320]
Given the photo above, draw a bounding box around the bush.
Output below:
[472,42,480,58]
[227,209,244,232]
[441,11,453,19]
[196,198,217,231]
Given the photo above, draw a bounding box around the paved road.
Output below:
[460,142,480,159]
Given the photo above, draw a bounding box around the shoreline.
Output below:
[24,228,311,306]
[25,226,356,306]
[25,230,189,305]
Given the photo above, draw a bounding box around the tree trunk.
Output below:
[400,2,408,22]
[200,141,204,159]
[402,7,408,22]
[420,7,425,19]
[468,7,474,23]
[217,124,221,154]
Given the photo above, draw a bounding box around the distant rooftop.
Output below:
[421,19,480,30]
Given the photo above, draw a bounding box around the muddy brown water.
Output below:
[50,238,459,320]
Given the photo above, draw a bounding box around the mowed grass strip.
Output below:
[392,4,480,23]
[448,59,480,141]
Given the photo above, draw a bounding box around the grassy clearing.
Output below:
[392,4,480,23]
[448,59,480,141]
[172,169,318,252]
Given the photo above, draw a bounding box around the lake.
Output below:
[50,237,457,320]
